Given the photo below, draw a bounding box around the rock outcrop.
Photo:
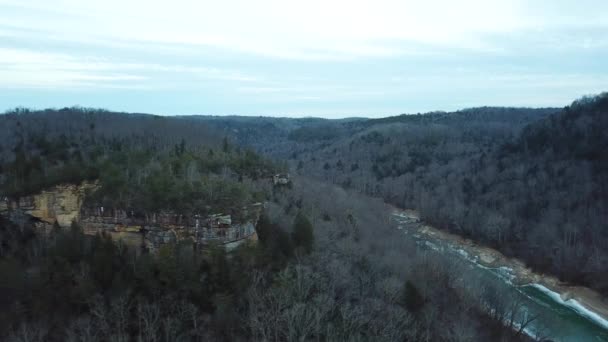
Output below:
[80,205,262,252]
[0,182,97,227]
[1,182,261,252]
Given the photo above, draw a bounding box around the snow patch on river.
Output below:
[455,248,469,258]
[529,284,608,330]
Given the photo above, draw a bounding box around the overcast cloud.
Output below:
[1,0,607,117]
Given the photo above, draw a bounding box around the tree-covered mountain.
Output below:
[189,115,366,159]
[0,107,280,216]
[1,95,605,340]
[225,94,607,295]
[0,107,537,341]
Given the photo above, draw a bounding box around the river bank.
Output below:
[393,208,608,331]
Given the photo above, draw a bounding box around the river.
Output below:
[392,210,608,342]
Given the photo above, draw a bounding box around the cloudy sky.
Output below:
[1,0,607,117]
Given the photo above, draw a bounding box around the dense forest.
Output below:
[0,108,534,341]
[1,94,605,340]
[0,108,280,217]
[236,94,608,296]
[1,178,537,341]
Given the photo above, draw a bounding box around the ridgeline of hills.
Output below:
[194,106,558,157]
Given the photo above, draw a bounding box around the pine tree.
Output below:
[401,280,425,313]
[291,212,314,254]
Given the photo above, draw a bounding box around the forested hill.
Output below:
[0,107,533,341]
[0,107,221,149]
[183,95,608,295]
[189,115,366,158]
[249,94,608,295]
[509,95,608,166]
[191,107,557,160]
[481,95,608,290]
[0,107,279,215]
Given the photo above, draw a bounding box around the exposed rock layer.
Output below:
[1,182,96,227]
[1,182,259,251]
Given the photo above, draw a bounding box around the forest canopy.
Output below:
[0,107,280,215]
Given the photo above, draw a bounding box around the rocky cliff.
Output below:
[79,205,262,251]
[1,182,261,252]
[0,182,96,227]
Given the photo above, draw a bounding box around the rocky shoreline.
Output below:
[394,208,608,329]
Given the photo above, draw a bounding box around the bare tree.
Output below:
[6,322,48,342]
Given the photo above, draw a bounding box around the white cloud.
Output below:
[0,47,259,89]
[3,0,607,60]
[0,48,142,88]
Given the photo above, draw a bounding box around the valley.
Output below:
[1,94,607,341]
[3,2,605,340]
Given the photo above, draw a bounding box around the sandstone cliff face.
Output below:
[1,182,261,252]
[80,205,262,252]
[1,182,97,227]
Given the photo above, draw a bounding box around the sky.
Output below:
[0,0,607,118]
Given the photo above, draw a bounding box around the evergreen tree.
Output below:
[401,280,425,313]
[291,212,314,254]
